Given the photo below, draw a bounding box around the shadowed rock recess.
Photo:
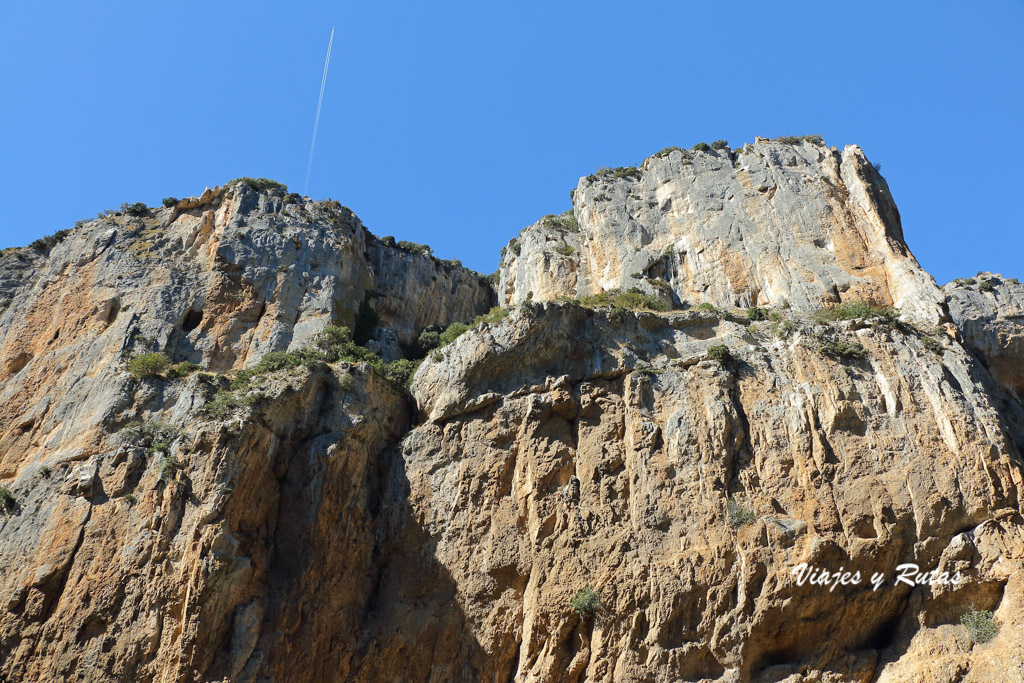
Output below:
[0,139,1021,682]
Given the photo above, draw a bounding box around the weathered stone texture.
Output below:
[499,139,945,325]
[0,147,1021,683]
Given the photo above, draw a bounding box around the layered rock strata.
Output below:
[0,142,1021,683]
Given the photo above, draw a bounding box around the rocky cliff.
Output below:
[0,144,1021,683]
[498,138,944,325]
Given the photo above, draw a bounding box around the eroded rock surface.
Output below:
[499,138,945,325]
[0,147,1021,683]
[0,185,492,480]
[409,303,1024,682]
[945,273,1024,397]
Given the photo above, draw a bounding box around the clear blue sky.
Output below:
[1,1,1020,283]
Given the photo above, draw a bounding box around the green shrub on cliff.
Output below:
[814,337,866,360]
[128,352,170,379]
[29,229,72,252]
[707,344,732,365]
[578,288,664,313]
[774,134,824,145]
[727,496,756,527]
[541,211,579,233]
[961,609,999,644]
[166,361,201,380]
[438,323,470,347]
[158,455,180,483]
[227,177,288,193]
[813,300,897,324]
[570,584,602,618]
[396,240,432,256]
[122,202,149,216]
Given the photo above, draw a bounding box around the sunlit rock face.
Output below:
[0,147,1022,683]
[500,138,945,326]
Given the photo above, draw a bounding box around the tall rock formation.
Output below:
[0,143,1021,683]
[499,138,944,325]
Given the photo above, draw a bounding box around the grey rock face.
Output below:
[945,273,1024,395]
[0,184,493,477]
[499,138,946,325]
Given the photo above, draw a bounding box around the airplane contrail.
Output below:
[304,27,335,196]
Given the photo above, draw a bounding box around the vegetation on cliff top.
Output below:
[226,177,288,193]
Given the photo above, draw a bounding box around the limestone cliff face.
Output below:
[945,274,1024,396]
[409,304,1024,681]
[0,185,492,479]
[0,147,1022,683]
[498,138,945,325]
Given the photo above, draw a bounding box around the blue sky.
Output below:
[1,1,1020,283]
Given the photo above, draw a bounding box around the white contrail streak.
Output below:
[304,27,335,196]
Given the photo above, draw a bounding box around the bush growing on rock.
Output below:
[541,211,579,232]
[960,609,999,644]
[587,166,640,183]
[166,361,201,380]
[158,455,180,483]
[380,358,421,387]
[711,139,729,150]
[118,420,179,448]
[774,134,824,145]
[417,324,445,352]
[396,240,431,256]
[128,352,171,379]
[727,497,756,527]
[578,288,665,313]
[206,325,434,417]
[570,584,602,618]
[921,335,944,356]
[692,142,711,152]
[707,345,732,365]
[227,177,288,193]
[814,337,866,360]
[162,197,179,207]
[770,319,796,338]
[813,300,897,324]
[746,306,770,321]
[29,229,71,252]
[0,486,15,510]
[652,146,692,161]
[122,202,149,216]
[118,421,181,464]
[438,323,470,347]
[430,308,510,350]
[632,363,658,379]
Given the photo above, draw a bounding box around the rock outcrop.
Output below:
[0,184,492,479]
[499,138,945,325]
[945,273,1024,397]
[408,303,1024,682]
[0,144,1021,683]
